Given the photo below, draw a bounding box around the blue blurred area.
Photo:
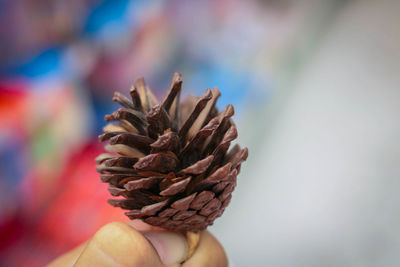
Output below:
[187,65,251,110]
[0,132,27,188]
[3,48,63,79]
[84,0,130,35]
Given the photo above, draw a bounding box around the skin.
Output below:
[47,221,228,267]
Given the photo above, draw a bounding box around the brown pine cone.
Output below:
[96,73,248,232]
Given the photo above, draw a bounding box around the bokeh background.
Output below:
[1,0,400,266]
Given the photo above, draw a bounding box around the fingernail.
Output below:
[143,231,189,265]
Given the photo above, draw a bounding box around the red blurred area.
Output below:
[0,81,30,129]
[0,142,127,266]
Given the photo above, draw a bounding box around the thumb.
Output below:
[73,222,188,267]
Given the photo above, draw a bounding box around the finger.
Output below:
[183,230,228,267]
[47,242,88,267]
[74,222,164,267]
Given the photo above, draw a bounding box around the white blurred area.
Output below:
[214,0,400,266]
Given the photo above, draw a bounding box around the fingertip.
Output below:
[183,231,228,267]
[143,231,188,265]
[127,220,190,265]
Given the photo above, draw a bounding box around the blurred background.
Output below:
[0,0,399,266]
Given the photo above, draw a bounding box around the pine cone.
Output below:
[96,73,248,232]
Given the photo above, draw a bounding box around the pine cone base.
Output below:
[96,73,248,232]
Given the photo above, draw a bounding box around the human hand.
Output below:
[47,220,228,267]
